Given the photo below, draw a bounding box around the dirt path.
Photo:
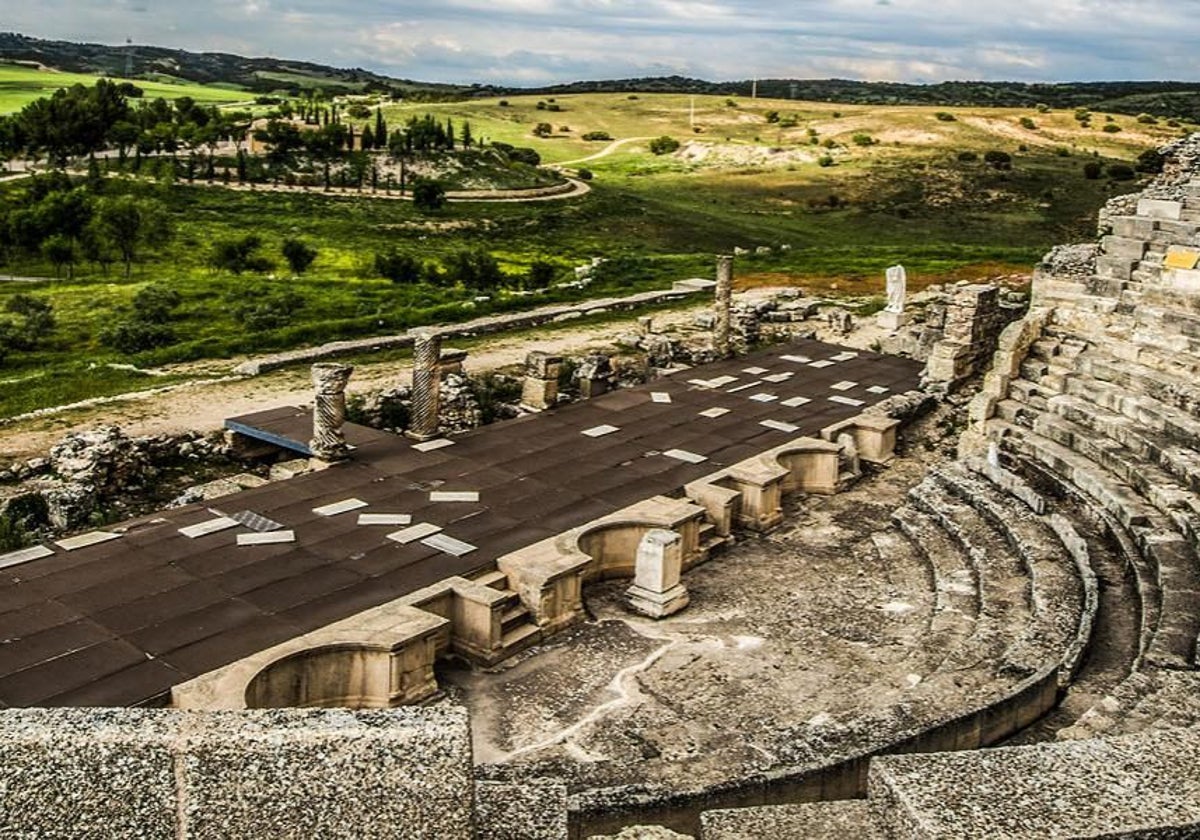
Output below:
[556,137,653,167]
[0,303,707,461]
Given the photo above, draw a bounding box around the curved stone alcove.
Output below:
[244,643,393,709]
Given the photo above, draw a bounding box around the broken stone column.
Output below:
[627,529,689,619]
[576,353,613,399]
[406,330,441,441]
[521,351,562,411]
[714,254,734,357]
[309,363,353,461]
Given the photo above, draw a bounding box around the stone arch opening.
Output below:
[244,643,393,709]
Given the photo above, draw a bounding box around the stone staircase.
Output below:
[472,569,542,657]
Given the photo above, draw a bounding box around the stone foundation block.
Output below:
[1112,216,1159,239]
[1095,256,1137,282]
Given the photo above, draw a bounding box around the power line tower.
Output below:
[124,37,134,78]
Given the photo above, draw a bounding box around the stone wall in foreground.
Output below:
[0,706,475,840]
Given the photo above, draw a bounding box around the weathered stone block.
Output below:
[1138,198,1184,220]
[0,709,176,840]
[1161,268,1200,294]
[1111,216,1158,239]
[1095,256,1137,282]
[1101,235,1148,260]
[181,708,474,840]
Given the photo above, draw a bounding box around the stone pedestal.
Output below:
[406,330,441,441]
[627,529,689,619]
[309,363,353,461]
[521,351,562,411]
[876,310,911,332]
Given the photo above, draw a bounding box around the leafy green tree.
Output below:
[411,178,446,213]
[532,122,553,138]
[41,234,78,279]
[282,238,318,274]
[89,195,171,280]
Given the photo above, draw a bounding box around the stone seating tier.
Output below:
[987,418,1199,670]
[906,477,1081,679]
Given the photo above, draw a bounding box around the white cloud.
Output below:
[4,0,1199,85]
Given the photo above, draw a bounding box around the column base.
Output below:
[626,583,690,619]
[877,310,911,331]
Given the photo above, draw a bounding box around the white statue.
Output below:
[885,264,907,314]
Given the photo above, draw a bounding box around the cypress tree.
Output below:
[375,107,387,148]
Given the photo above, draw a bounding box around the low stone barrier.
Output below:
[233,287,706,375]
[0,706,474,839]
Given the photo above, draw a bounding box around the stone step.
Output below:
[473,569,509,590]
[990,421,1198,669]
[500,604,530,634]
[499,622,542,655]
[907,480,1037,672]
[868,728,1200,839]
[701,800,880,840]
[890,507,979,646]
[989,418,1156,531]
[997,452,1162,671]
[1057,669,1200,742]
[930,463,1087,675]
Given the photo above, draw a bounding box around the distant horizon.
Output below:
[3,0,1199,89]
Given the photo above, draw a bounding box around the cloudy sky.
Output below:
[7,0,1199,87]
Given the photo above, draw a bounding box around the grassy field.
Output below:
[0,90,1194,419]
[0,64,252,113]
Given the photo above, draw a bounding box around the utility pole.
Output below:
[752,78,758,99]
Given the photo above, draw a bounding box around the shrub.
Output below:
[411,178,446,212]
[100,320,175,353]
[281,238,317,274]
[983,150,1012,169]
[211,234,272,274]
[1083,161,1103,180]
[817,155,834,167]
[581,131,612,141]
[132,284,182,322]
[575,168,593,181]
[851,133,876,146]
[1137,113,1158,125]
[1055,147,1071,157]
[764,110,780,124]
[445,249,504,291]
[1102,123,1122,133]
[498,100,509,107]
[233,288,306,330]
[1136,148,1165,173]
[1106,163,1136,181]
[375,249,423,283]
[648,136,680,155]
[506,147,541,166]
[935,112,956,122]
[1036,103,1051,114]
[3,294,55,349]
[957,151,978,162]
[1019,117,1037,130]
[532,122,553,137]
[527,260,557,289]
